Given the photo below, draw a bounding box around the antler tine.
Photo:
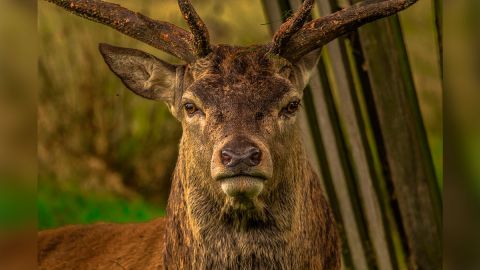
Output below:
[44,0,197,62]
[178,0,212,58]
[269,0,314,55]
[280,0,419,62]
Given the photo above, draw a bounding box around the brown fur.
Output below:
[38,45,341,269]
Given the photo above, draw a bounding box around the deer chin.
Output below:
[220,176,264,199]
[220,190,269,231]
[217,176,269,230]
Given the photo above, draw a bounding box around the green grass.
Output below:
[0,180,34,230]
[38,181,165,230]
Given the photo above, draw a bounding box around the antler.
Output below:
[45,0,417,63]
[272,0,418,62]
[269,0,314,55]
[178,0,212,58]
[44,0,211,62]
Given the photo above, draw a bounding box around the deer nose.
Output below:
[221,146,262,168]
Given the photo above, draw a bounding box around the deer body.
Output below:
[38,219,167,269]
[39,0,418,269]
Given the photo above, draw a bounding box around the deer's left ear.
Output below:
[291,48,322,90]
[99,43,178,104]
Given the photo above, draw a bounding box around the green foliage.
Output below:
[38,179,165,230]
[0,180,34,230]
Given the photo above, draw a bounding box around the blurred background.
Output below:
[444,1,480,269]
[0,0,36,269]
[37,0,442,231]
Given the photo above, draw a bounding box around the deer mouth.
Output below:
[217,174,266,199]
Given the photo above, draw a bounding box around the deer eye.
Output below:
[281,100,300,116]
[184,103,199,116]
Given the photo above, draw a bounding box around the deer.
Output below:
[38,0,419,269]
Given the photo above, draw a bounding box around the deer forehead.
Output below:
[181,46,299,110]
[184,76,295,109]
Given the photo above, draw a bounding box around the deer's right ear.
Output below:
[99,43,178,104]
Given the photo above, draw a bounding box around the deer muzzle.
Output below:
[211,136,273,199]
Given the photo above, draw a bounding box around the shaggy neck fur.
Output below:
[162,132,340,269]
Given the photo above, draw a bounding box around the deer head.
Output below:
[45,0,418,224]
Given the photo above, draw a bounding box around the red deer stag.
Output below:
[38,0,418,269]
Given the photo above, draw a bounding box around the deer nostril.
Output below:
[248,149,261,166]
[221,150,233,166]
